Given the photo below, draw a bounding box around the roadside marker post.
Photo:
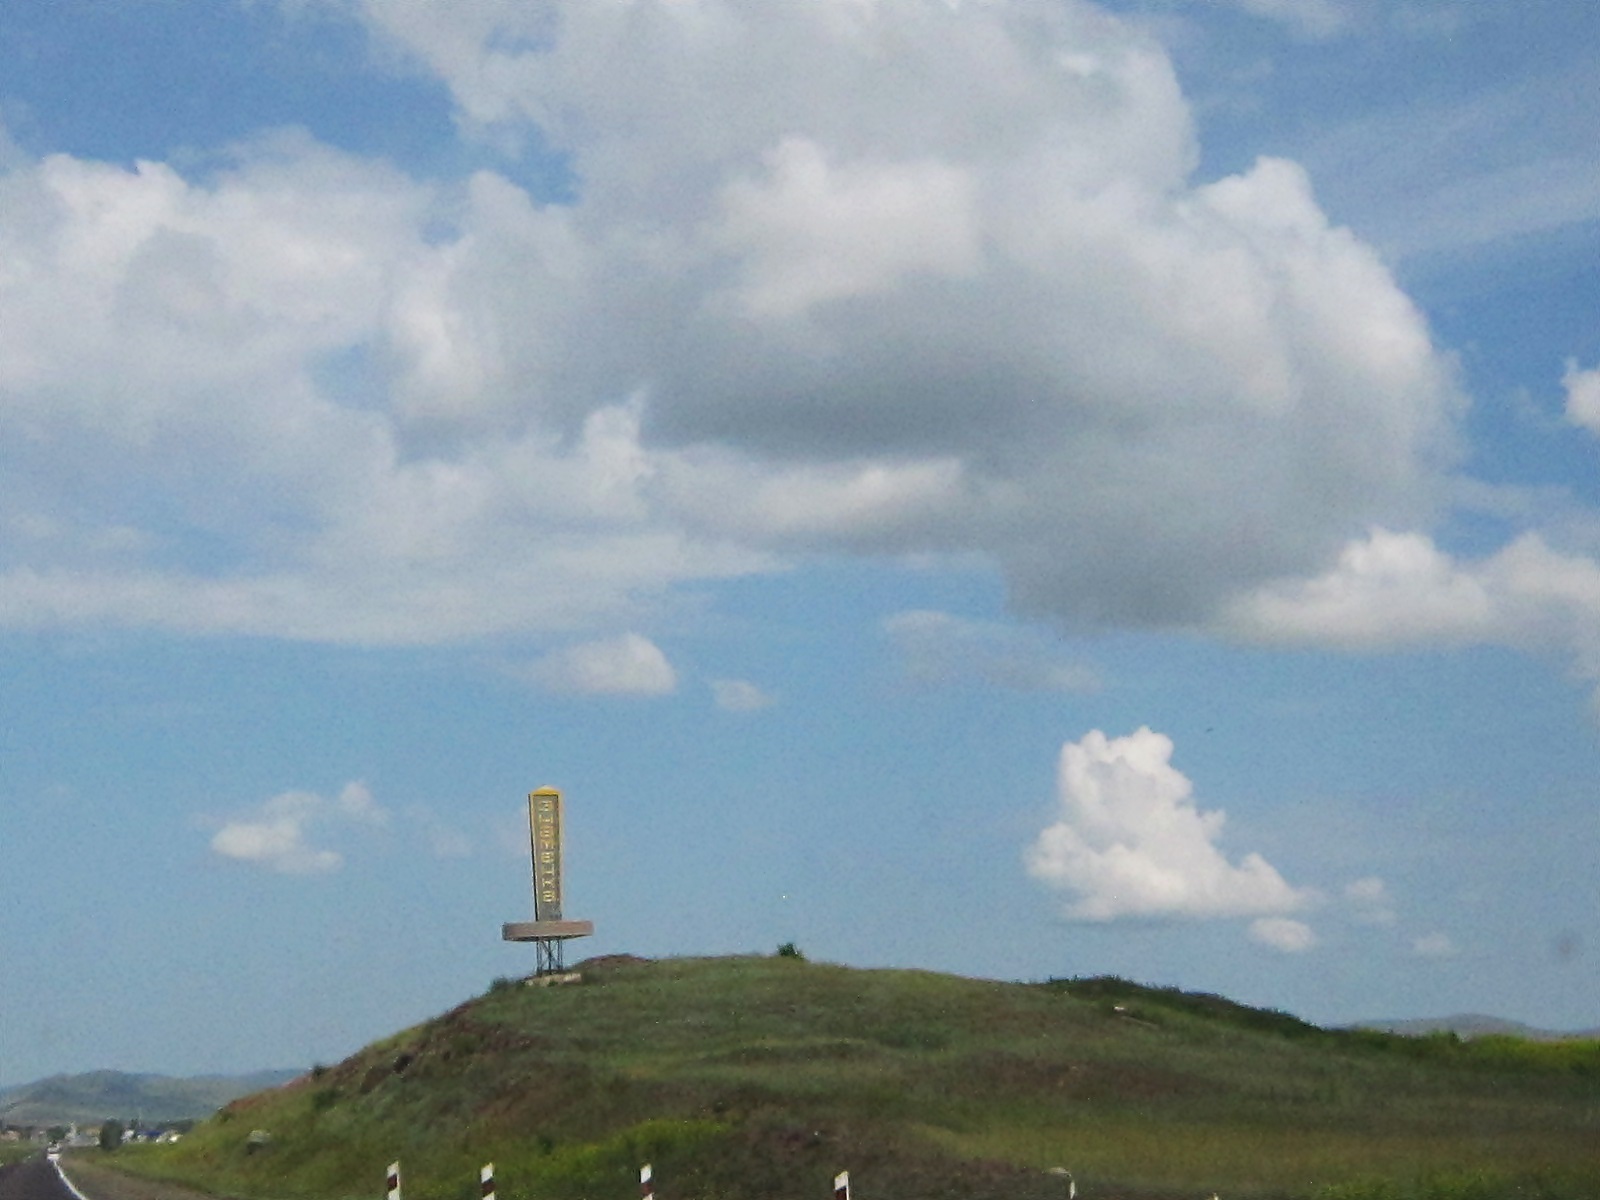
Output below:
[386,1161,401,1200]
[834,1170,850,1200]
[482,1164,496,1200]
[641,1163,654,1200]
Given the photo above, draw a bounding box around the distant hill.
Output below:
[1352,1014,1600,1041]
[105,955,1600,1200]
[0,1068,302,1127]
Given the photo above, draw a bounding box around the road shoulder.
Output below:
[59,1158,227,1200]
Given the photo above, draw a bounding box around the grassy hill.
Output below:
[1351,1015,1600,1042]
[0,1069,302,1128]
[106,955,1600,1200]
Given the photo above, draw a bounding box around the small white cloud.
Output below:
[1249,916,1318,953]
[885,610,1099,693]
[333,781,387,825]
[1225,528,1600,721]
[1025,727,1309,923]
[1344,876,1397,925]
[711,678,776,712]
[211,818,342,875]
[1413,932,1458,959]
[525,633,678,696]
[210,782,387,874]
[1563,359,1600,435]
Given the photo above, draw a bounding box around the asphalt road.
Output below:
[0,1156,84,1200]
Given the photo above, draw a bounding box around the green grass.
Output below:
[0,1141,39,1166]
[106,956,1600,1200]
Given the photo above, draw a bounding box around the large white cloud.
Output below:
[1025,727,1310,923]
[0,0,1486,645]
[521,0,1449,621]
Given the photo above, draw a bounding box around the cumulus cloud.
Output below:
[210,782,386,874]
[1224,529,1494,649]
[715,136,982,319]
[711,678,777,712]
[0,135,766,643]
[1226,527,1600,716]
[1025,727,1310,923]
[0,0,1473,646]
[885,610,1099,692]
[524,633,678,696]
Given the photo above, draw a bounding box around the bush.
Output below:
[776,942,805,960]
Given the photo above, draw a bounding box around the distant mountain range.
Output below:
[0,1068,303,1127]
[1353,1014,1600,1041]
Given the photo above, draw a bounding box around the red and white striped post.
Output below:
[640,1163,654,1200]
[481,1164,496,1200]
[834,1170,850,1200]
[386,1162,401,1200]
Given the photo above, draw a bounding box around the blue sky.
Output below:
[3,0,1600,1087]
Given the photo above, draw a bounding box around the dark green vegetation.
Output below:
[0,1141,37,1167]
[1354,1015,1600,1042]
[112,956,1599,1200]
[0,1069,302,1127]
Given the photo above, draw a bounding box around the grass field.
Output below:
[0,1141,39,1167]
[104,955,1600,1200]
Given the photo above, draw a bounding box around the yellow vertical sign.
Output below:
[529,788,563,922]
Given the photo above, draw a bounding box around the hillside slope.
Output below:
[116,955,1600,1200]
